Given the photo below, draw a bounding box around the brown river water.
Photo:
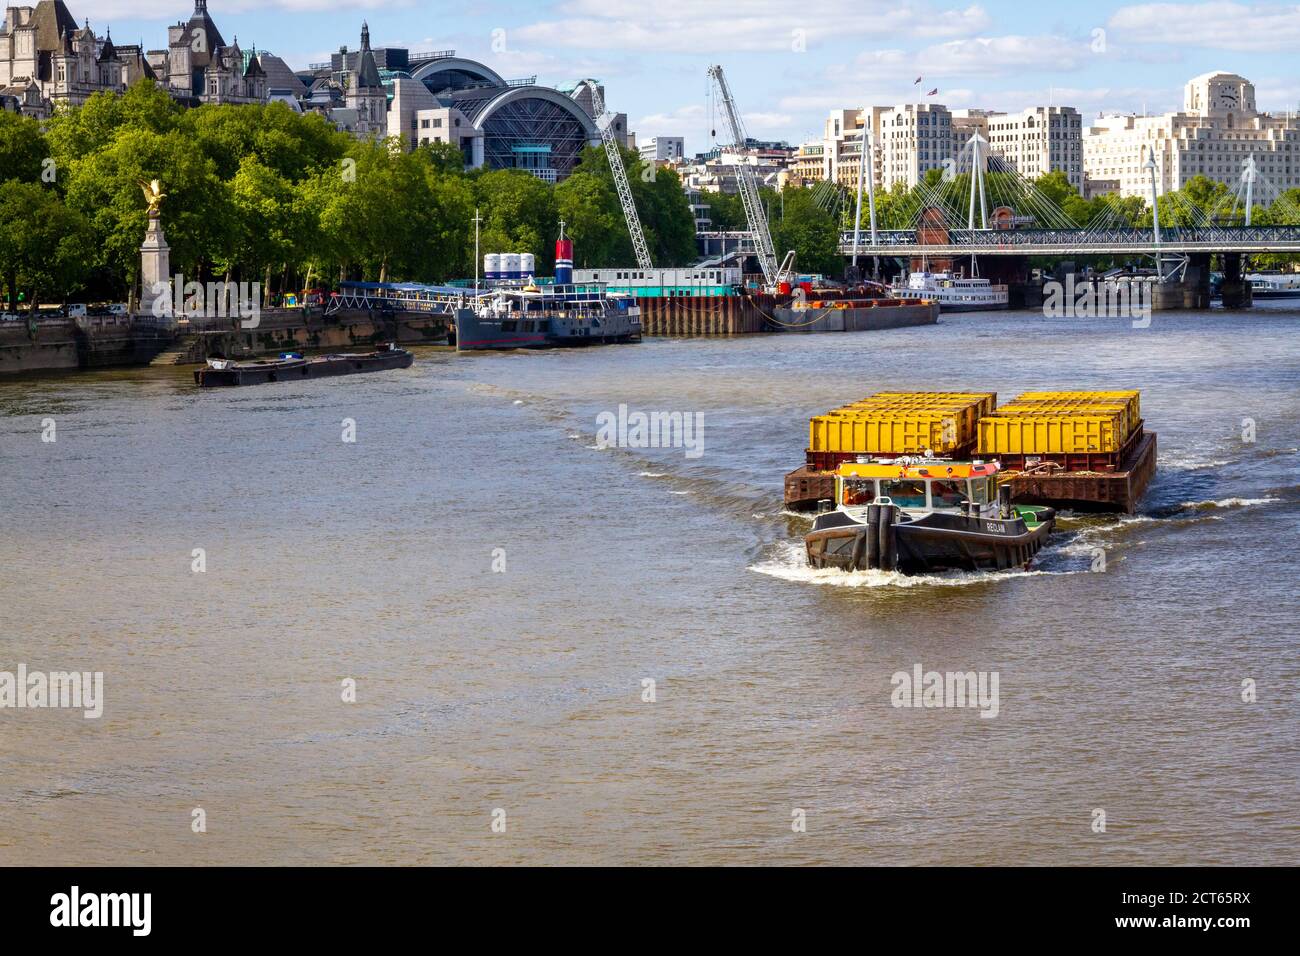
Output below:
[1,304,1297,865]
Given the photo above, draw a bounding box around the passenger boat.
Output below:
[891,271,1009,311]
[454,225,641,351]
[805,458,1055,574]
[452,284,640,351]
[1247,272,1300,299]
[193,345,413,387]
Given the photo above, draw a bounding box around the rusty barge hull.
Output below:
[1003,431,1156,514]
[784,431,1157,515]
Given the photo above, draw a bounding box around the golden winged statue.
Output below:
[138,178,166,216]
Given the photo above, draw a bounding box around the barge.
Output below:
[771,295,938,332]
[193,345,412,386]
[785,390,1156,515]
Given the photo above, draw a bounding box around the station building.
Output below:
[2,1,626,183]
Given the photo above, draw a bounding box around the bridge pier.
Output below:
[1151,253,1212,310]
[1218,253,1253,309]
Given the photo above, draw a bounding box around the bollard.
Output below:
[866,503,881,569]
[877,504,896,571]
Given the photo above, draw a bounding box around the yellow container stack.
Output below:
[809,392,994,456]
[976,390,1142,457]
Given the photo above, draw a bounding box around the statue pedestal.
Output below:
[140,214,171,322]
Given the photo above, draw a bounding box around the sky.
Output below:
[87,1,1300,154]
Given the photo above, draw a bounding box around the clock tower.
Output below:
[1184,72,1256,119]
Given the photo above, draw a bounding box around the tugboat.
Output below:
[805,458,1055,574]
[194,344,413,387]
[453,224,641,351]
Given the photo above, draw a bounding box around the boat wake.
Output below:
[1177,496,1280,510]
[748,540,1082,588]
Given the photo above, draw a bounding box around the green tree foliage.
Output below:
[771,184,842,277]
[700,190,746,231]
[5,81,712,301]
[472,168,558,272]
[0,180,94,307]
[62,127,234,294]
[553,145,698,267]
[0,110,48,184]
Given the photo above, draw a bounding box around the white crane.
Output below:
[707,64,792,289]
[586,81,653,272]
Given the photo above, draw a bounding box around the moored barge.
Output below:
[193,345,412,387]
[454,225,641,351]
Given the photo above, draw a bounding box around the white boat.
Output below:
[1247,273,1300,299]
[891,271,1009,312]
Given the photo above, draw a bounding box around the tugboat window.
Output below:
[930,479,967,509]
[843,479,875,506]
[879,479,927,509]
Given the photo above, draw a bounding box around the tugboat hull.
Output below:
[807,506,1055,574]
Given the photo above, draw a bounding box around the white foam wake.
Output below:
[748,541,1077,588]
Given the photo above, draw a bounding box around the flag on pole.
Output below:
[927,88,939,96]
[914,76,922,85]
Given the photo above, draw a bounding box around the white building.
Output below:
[955,106,1083,192]
[639,136,684,163]
[1083,72,1300,198]
[819,103,1082,194]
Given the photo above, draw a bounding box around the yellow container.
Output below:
[976,412,1126,455]
[835,392,993,439]
[811,392,994,454]
[996,398,1136,442]
[1011,391,1140,424]
[872,391,997,418]
[810,412,968,454]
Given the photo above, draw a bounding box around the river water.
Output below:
[1,304,1297,865]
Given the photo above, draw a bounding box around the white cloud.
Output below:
[512,2,991,54]
[86,0,406,17]
[916,35,1091,75]
[1108,3,1300,51]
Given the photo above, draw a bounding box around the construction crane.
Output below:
[586,81,653,272]
[707,64,792,290]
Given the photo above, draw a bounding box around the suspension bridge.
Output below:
[837,134,1300,262]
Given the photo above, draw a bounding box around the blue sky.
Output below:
[92,1,1300,153]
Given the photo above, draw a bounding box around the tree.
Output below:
[62,127,233,299]
[554,170,627,268]
[472,169,558,271]
[636,164,697,265]
[772,184,841,277]
[0,180,94,309]
[0,111,48,186]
